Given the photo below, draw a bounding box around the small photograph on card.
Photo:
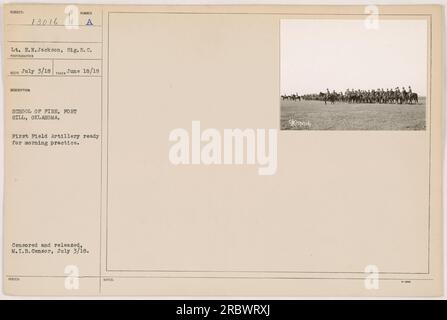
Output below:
[280,19,427,130]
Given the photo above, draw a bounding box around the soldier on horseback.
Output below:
[402,87,408,104]
[388,90,392,103]
[394,87,400,104]
[408,86,418,104]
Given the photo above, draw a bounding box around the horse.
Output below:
[328,93,336,104]
[319,92,328,104]
[409,92,418,104]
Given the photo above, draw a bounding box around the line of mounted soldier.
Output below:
[281,86,419,105]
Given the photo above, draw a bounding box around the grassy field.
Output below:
[281,98,426,130]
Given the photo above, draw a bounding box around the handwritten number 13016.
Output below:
[31,18,59,26]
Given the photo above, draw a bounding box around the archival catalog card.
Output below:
[2,3,444,296]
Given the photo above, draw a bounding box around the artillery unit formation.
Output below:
[281,86,420,105]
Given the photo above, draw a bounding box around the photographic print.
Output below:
[280,19,428,130]
[3,4,443,298]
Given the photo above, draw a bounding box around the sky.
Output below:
[280,19,428,96]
